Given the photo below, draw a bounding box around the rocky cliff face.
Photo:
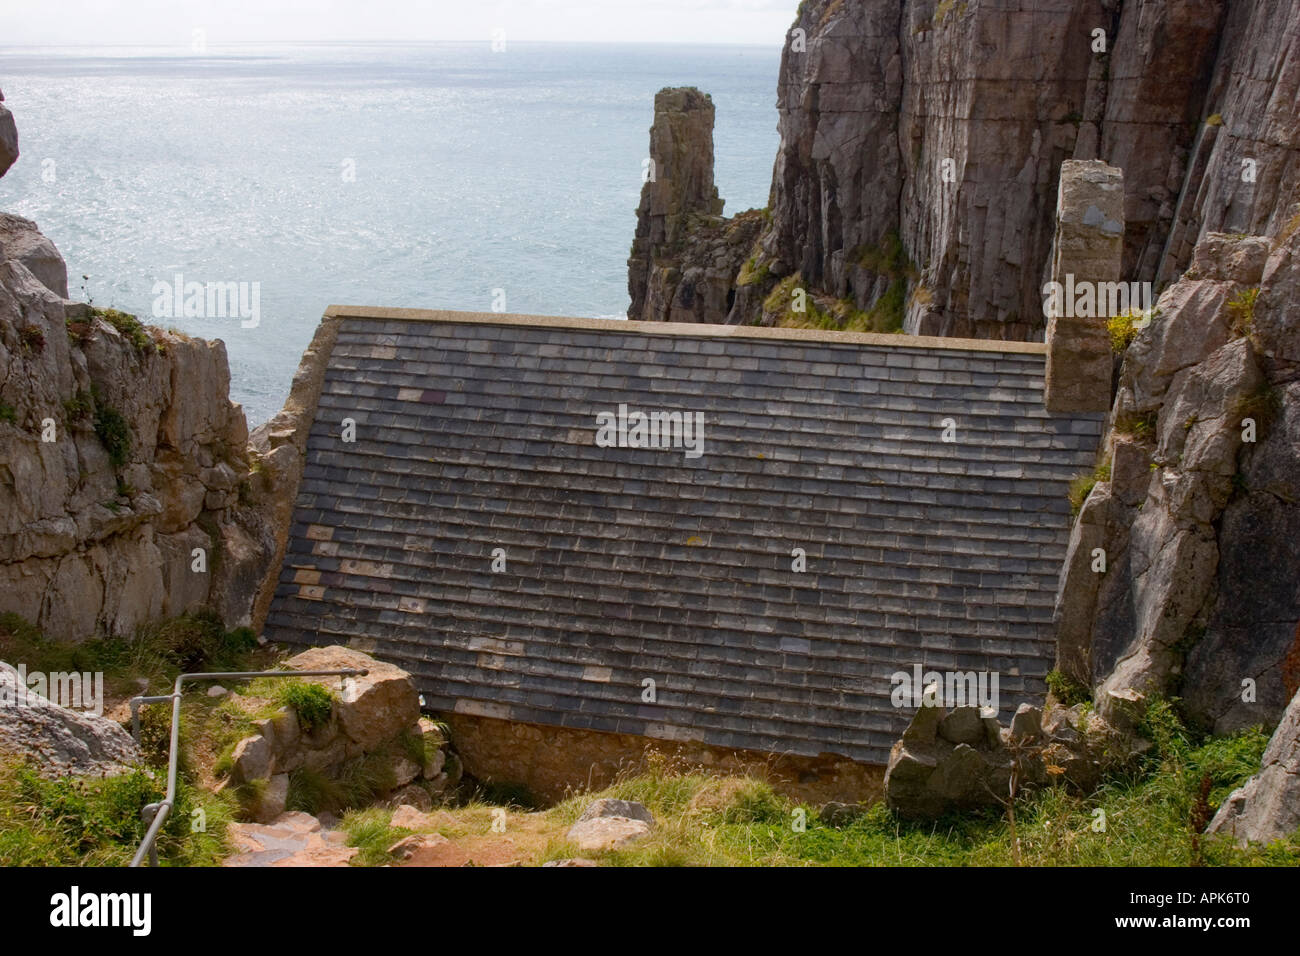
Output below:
[1054,223,1300,735]
[0,231,277,640]
[631,0,1299,340]
[0,97,296,642]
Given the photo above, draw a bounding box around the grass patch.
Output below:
[1068,462,1111,515]
[92,307,156,355]
[340,807,409,866]
[533,708,1293,866]
[735,254,770,288]
[285,751,399,817]
[0,759,235,866]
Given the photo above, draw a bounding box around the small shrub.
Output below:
[62,390,92,422]
[1115,410,1158,440]
[1045,669,1091,707]
[1225,286,1259,336]
[1107,310,1143,352]
[275,682,335,734]
[0,403,15,425]
[1205,112,1223,127]
[18,325,45,355]
[92,397,131,469]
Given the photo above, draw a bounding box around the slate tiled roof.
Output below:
[265,309,1105,765]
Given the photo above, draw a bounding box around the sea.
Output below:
[0,42,781,425]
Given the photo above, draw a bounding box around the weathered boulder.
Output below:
[285,645,420,751]
[566,815,652,852]
[565,798,655,851]
[1207,687,1300,846]
[0,214,67,298]
[0,661,142,776]
[575,798,655,827]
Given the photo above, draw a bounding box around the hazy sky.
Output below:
[3,0,799,47]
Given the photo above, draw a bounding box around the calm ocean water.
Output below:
[0,43,780,425]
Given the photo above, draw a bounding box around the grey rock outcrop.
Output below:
[627,88,759,324]
[0,214,68,298]
[1054,227,1300,734]
[0,661,142,776]
[630,0,1299,341]
[0,219,276,641]
[1207,686,1300,846]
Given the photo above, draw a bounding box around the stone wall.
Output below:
[444,712,884,807]
[1044,160,1125,413]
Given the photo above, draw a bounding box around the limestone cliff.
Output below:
[630,0,1299,340]
[1054,222,1300,735]
[0,227,279,640]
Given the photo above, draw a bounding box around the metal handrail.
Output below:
[127,667,368,867]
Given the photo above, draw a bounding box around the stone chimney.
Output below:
[627,87,724,321]
[1044,160,1125,413]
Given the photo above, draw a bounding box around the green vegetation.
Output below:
[286,752,399,816]
[340,807,411,866]
[1115,409,1159,440]
[0,403,15,425]
[1068,461,1111,515]
[0,759,235,866]
[1233,382,1282,438]
[62,389,92,423]
[274,681,335,734]
[735,254,770,287]
[91,391,131,469]
[0,610,257,701]
[92,307,156,355]
[1045,669,1092,707]
[18,325,45,355]
[528,711,1293,866]
[1225,286,1260,336]
[1107,308,1152,352]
